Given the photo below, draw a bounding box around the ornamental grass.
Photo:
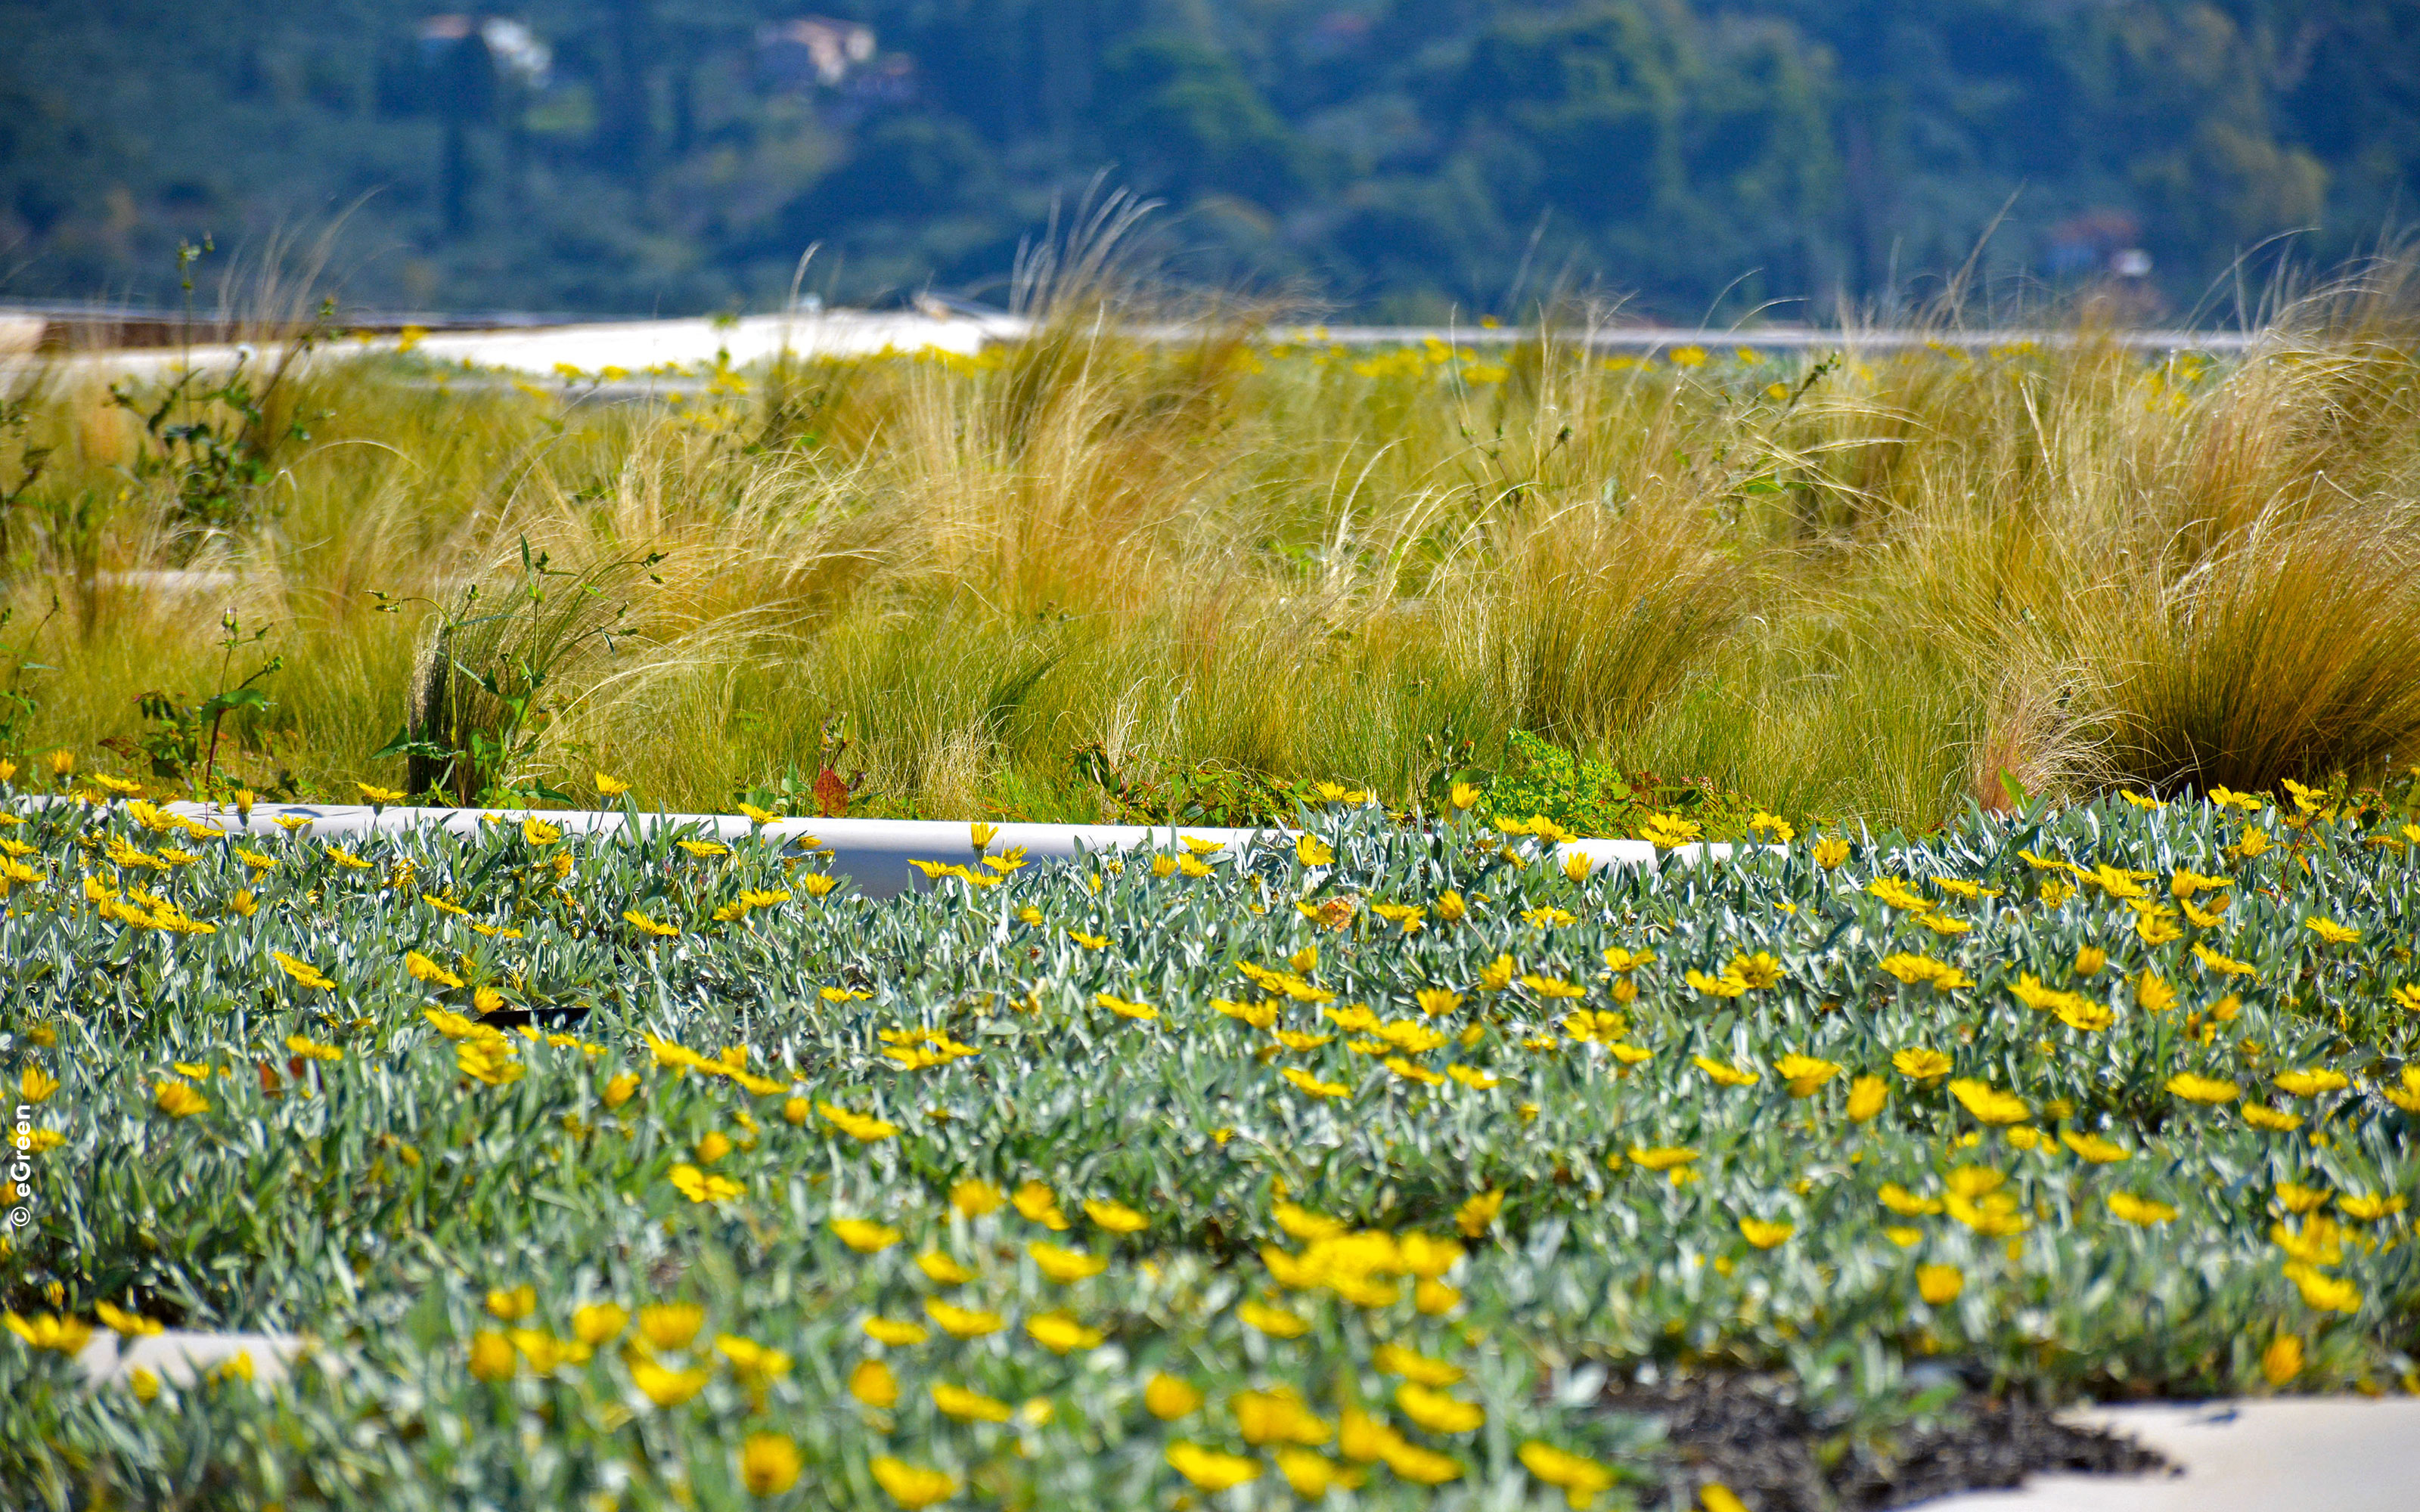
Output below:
[6,264,2420,828]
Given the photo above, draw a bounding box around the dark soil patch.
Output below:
[1607,1372,2170,1510]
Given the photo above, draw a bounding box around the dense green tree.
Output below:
[0,0,2409,318]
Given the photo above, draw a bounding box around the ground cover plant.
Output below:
[3,779,2416,1507]
[8,256,2420,832]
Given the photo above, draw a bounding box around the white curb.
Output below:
[88,800,1754,899]
[1912,1399,2420,1511]
[76,1329,303,1390]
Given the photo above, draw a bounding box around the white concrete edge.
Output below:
[76,1329,303,1391]
[1910,1398,2420,1511]
[29,797,1776,899]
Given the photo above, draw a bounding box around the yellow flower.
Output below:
[849,1357,898,1406]
[18,1065,58,1102]
[638,1303,705,1350]
[1382,1440,1464,1485]
[631,1359,710,1407]
[1232,1385,1332,1445]
[2304,916,2359,945]
[594,772,631,797]
[2261,1335,2303,1387]
[1738,1217,1795,1249]
[1640,813,1701,848]
[2167,1073,2240,1104]
[1027,1241,1105,1282]
[932,1382,1013,1422]
[856,1315,928,1347]
[1275,1447,1361,1498]
[950,1178,1004,1216]
[467,1329,516,1381]
[1067,929,1108,950]
[93,1300,160,1337]
[1094,991,1158,1021]
[1867,878,1929,910]
[1686,968,1749,999]
[2273,1069,2350,1098]
[831,1219,901,1253]
[623,910,680,938]
[2337,1192,2408,1222]
[154,1079,209,1118]
[1143,1372,1204,1419]
[1947,1079,2030,1124]
[1025,1312,1104,1354]
[5,1312,95,1355]
[671,1165,744,1204]
[1844,1075,1888,1123]
[2241,1103,2304,1132]
[1296,835,1334,867]
[1454,1188,1505,1236]
[404,950,464,990]
[1775,1054,1842,1096]
[1810,836,1850,869]
[483,1284,536,1322]
[917,1250,974,1284]
[1373,1342,1464,1387]
[1520,1442,1615,1509]
[870,1457,958,1509]
[740,1433,802,1496]
[1238,1299,1310,1338]
[2056,997,2115,1033]
[603,1074,640,1110]
[1914,1263,1964,1304]
[2285,1264,2361,1313]
[572,1303,628,1346]
[1435,889,1468,922]
[1395,1380,1485,1433]
[271,950,334,990]
[1168,1442,1260,1491]
[1892,1047,1953,1083]
[818,1102,899,1142]
[1282,1066,1351,1099]
[923,1299,1004,1338]
[1692,1055,1760,1087]
[2059,1130,2130,1163]
[2099,1191,2176,1229]
[2192,942,2257,979]
[1879,1184,1943,1216]
[1013,1180,1069,1228]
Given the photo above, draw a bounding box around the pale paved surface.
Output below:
[1915,1399,2420,1510]
[77,1330,302,1390]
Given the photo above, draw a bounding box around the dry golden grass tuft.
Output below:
[7,254,2420,828]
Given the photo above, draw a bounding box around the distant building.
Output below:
[416,15,552,88]
[756,17,877,91]
[2046,209,2149,280]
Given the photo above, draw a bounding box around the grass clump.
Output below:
[6,268,2420,834]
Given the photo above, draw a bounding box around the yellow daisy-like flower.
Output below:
[2107,1192,2179,1225]
[271,950,335,990]
[1168,1442,1261,1491]
[870,1458,959,1509]
[1236,1299,1310,1338]
[2166,1073,2240,1104]
[1738,1217,1795,1249]
[831,1219,901,1253]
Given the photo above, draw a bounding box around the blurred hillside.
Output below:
[2,0,2412,320]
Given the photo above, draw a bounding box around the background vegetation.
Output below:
[5,250,2420,832]
[4,0,2416,318]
